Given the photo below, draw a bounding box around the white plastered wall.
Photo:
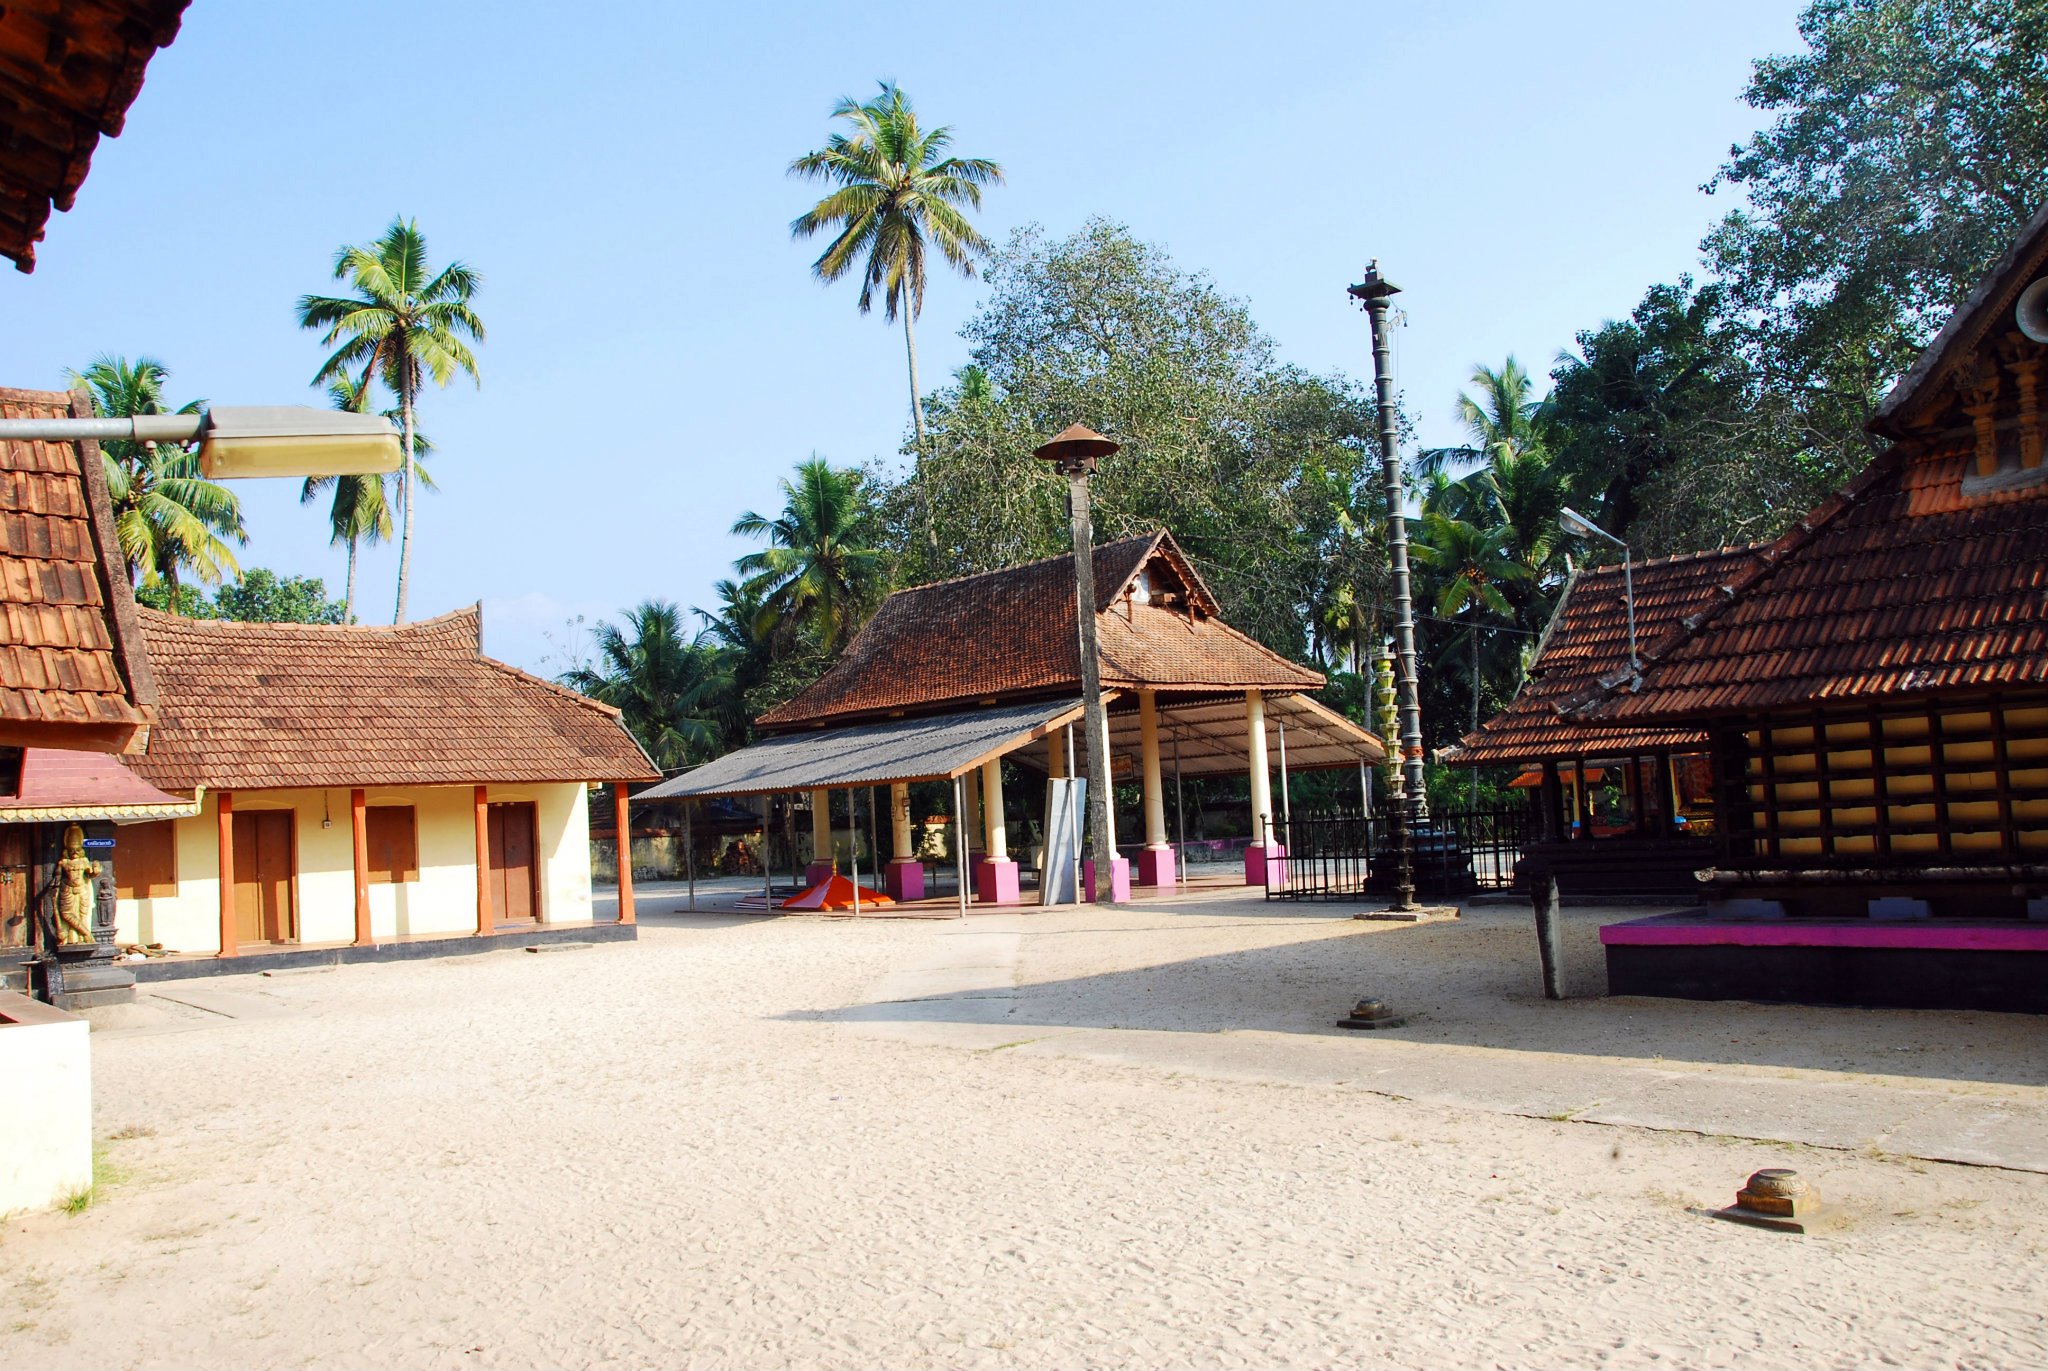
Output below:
[116,782,596,953]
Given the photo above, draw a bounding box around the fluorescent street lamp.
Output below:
[1559,505,1639,681]
[0,406,402,479]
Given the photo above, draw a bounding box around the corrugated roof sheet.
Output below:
[640,698,1086,801]
[757,530,1323,729]
[1444,545,1763,764]
[0,386,155,752]
[128,605,660,791]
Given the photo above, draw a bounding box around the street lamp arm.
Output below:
[0,406,401,479]
[0,414,203,444]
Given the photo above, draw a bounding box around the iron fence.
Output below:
[1265,804,1534,903]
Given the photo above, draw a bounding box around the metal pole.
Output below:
[1351,261,1424,909]
[1173,725,1186,888]
[685,801,697,912]
[1066,723,1082,905]
[762,795,773,909]
[954,775,969,919]
[1622,551,1639,679]
[0,414,204,444]
[849,788,862,919]
[1065,470,1119,903]
[1278,720,1292,835]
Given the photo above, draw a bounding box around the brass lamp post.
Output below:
[1034,422,1122,904]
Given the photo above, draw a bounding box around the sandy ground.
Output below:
[2,893,2045,1370]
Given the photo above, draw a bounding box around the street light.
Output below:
[1034,422,1122,905]
[1559,505,1638,682]
[1348,261,1424,912]
[0,406,402,479]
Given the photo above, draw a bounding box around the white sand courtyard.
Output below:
[3,891,2046,1369]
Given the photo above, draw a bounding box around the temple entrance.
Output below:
[0,827,29,947]
[231,810,296,944]
[487,802,541,924]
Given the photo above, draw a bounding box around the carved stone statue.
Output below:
[54,823,98,945]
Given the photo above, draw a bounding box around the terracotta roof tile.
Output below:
[757,530,1323,729]
[127,605,660,791]
[0,386,153,751]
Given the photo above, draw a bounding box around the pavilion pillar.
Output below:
[884,782,922,900]
[1136,689,1174,886]
[1540,761,1565,844]
[1244,690,1281,886]
[216,790,237,958]
[615,784,636,926]
[474,785,493,935]
[350,788,371,946]
[1652,752,1677,835]
[806,788,834,886]
[1083,695,1128,902]
[975,758,1020,903]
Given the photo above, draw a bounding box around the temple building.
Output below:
[640,530,1383,904]
[1553,200,2048,1012]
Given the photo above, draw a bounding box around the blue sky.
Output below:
[0,0,1804,671]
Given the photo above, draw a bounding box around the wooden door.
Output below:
[0,827,29,948]
[232,811,296,943]
[487,802,541,924]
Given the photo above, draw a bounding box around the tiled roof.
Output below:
[757,530,1323,729]
[128,605,660,791]
[0,386,156,752]
[0,1,191,273]
[1566,433,2048,723]
[1444,545,1763,765]
[0,745,193,819]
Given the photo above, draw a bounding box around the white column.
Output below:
[981,759,1008,859]
[1096,695,1117,852]
[1138,689,1168,849]
[810,788,832,867]
[889,783,913,861]
[1246,690,1274,848]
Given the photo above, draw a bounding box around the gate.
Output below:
[1265,804,1533,903]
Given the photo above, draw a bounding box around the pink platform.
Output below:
[1244,843,1287,888]
[1137,846,1176,887]
[975,858,1021,904]
[1601,917,2048,952]
[884,859,925,902]
[1084,856,1131,903]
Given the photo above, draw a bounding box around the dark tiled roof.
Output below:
[1567,433,2048,722]
[1445,545,1763,765]
[0,1,191,272]
[757,530,1322,729]
[128,605,660,791]
[0,386,155,751]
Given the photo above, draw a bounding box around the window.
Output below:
[116,820,178,898]
[365,806,418,884]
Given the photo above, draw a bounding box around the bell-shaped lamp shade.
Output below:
[197,406,402,479]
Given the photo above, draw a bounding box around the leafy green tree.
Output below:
[732,458,890,658]
[564,601,730,771]
[297,217,483,623]
[68,355,245,602]
[298,376,428,624]
[212,568,348,624]
[790,82,1003,448]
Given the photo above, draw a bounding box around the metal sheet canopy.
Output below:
[637,698,1088,803]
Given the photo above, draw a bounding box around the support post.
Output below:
[976,757,1020,903]
[1173,725,1187,888]
[474,785,492,935]
[807,788,834,885]
[849,786,862,919]
[1540,760,1565,843]
[1245,690,1280,886]
[684,801,697,912]
[615,784,635,926]
[885,781,922,902]
[1137,689,1174,886]
[953,775,969,919]
[216,789,237,958]
[350,787,371,946]
[1532,865,1566,1000]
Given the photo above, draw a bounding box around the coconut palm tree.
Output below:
[564,601,730,772]
[299,378,391,623]
[296,217,483,623]
[731,458,888,657]
[789,82,1003,449]
[67,355,245,603]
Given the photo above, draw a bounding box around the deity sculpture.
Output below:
[54,823,99,945]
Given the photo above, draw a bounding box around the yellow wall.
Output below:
[115,782,596,955]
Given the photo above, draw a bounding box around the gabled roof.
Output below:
[0,745,194,821]
[0,0,191,273]
[755,530,1322,730]
[1444,545,1763,765]
[128,605,660,791]
[0,386,157,753]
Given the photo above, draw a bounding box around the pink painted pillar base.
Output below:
[884,859,925,902]
[1137,845,1176,887]
[1245,843,1288,888]
[975,858,1021,904]
[1083,856,1131,903]
[804,860,836,887]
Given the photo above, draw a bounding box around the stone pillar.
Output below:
[1244,691,1281,886]
[1136,690,1174,886]
[885,782,923,901]
[806,788,834,886]
[614,784,636,926]
[975,758,1020,903]
[351,787,371,945]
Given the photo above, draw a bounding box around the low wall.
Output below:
[0,992,91,1214]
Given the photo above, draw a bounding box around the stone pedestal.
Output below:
[1136,845,1176,887]
[1244,842,1287,888]
[975,858,1021,904]
[884,859,925,902]
[51,821,133,1009]
[1083,856,1130,903]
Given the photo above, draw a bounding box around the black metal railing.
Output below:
[1265,804,1534,903]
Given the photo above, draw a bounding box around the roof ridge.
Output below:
[888,531,1161,597]
[137,602,482,643]
[1577,542,1769,578]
